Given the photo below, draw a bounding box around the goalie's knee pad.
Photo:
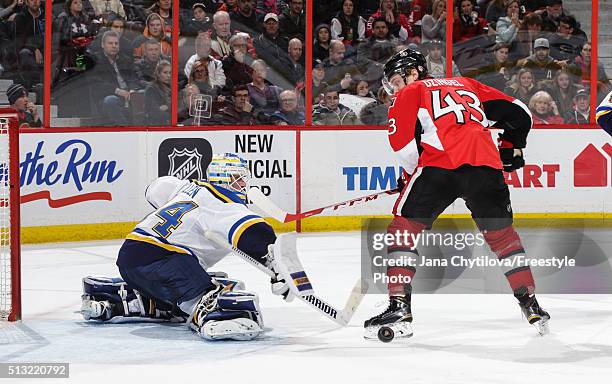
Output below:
[81,276,180,321]
[191,288,264,341]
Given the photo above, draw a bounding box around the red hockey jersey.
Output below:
[387,77,532,174]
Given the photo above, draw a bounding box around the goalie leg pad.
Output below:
[81,276,179,321]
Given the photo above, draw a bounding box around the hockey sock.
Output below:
[386,216,426,297]
[483,226,535,296]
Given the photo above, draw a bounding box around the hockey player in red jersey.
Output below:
[364,48,550,340]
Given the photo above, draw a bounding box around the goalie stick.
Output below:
[204,230,365,326]
[248,187,399,223]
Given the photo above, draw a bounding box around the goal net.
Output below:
[0,109,20,321]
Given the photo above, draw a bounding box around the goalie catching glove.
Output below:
[498,136,525,172]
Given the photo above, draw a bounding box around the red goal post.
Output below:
[0,108,21,321]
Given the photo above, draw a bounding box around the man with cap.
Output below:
[253,13,289,81]
[564,88,590,125]
[6,83,42,128]
[540,0,569,33]
[518,37,564,84]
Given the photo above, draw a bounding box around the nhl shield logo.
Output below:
[158,138,213,179]
[168,148,204,179]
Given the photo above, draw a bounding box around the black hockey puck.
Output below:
[378,326,394,342]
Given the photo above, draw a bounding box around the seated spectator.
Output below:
[255,0,285,18]
[564,88,589,125]
[421,0,446,43]
[253,13,289,70]
[6,83,42,127]
[181,3,213,36]
[542,68,582,115]
[322,40,362,92]
[247,59,282,117]
[504,67,537,105]
[213,84,259,124]
[425,40,461,79]
[146,0,172,33]
[210,10,232,59]
[312,59,329,104]
[278,0,305,42]
[539,0,566,33]
[89,30,139,125]
[89,14,133,64]
[453,0,487,43]
[184,32,226,89]
[313,24,331,61]
[357,17,398,64]
[511,12,543,60]
[528,90,564,124]
[312,89,361,125]
[135,39,166,87]
[144,60,171,125]
[270,90,305,125]
[88,0,126,22]
[230,0,262,37]
[222,33,255,92]
[331,0,366,47]
[495,0,520,44]
[485,0,506,26]
[14,0,44,88]
[475,42,513,91]
[55,0,97,70]
[133,13,172,59]
[359,85,392,125]
[408,0,427,26]
[189,58,222,98]
[518,37,563,84]
[567,42,612,97]
[278,38,305,87]
[177,83,200,125]
[366,0,413,42]
[348,77,376,99]
[548,15,585,63]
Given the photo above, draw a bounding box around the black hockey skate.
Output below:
[364,296,413,341]
[519,295,550,335]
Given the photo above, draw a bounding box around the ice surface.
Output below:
[2,231,612,384]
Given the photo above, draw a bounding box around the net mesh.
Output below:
[0,117,12,320]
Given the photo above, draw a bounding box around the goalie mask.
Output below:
[382,48,428,95]
[207,153,250,195]
[145,176,190,209]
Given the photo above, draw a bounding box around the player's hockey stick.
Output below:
[204,230,364,326]
[248,187,399,223]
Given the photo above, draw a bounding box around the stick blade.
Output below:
[338,279,367,324]
[248,187,289,223]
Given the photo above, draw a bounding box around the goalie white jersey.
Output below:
[116,180,276,270]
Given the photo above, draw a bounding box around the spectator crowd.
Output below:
[0,0,610,126]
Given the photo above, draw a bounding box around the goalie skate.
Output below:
[364,296,413,341]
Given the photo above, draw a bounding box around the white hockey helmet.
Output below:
[206,153,250,195]
[145,176,190,208]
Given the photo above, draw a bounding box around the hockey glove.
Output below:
[498,137,525,172]
[396,169,411,191]
[268,253,294,302]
